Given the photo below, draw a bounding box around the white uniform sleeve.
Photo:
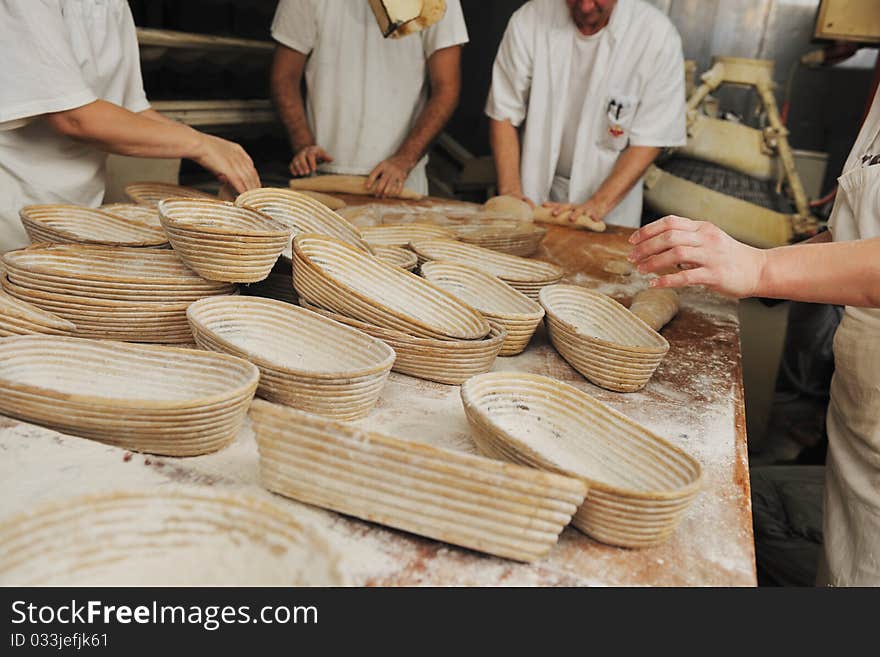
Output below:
[271,0,318,55]
[421,0,469,58]
[118,1,150,113]
[0,0,97,124]
[484,7,533,128]
[628,26,687,148]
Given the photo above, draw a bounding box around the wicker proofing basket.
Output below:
[158,198,292,283]
[124,182,215,206]
[250,399,586,562]
[361,223,454,247]
[371,245,418,271]
[539,284,669,392]
[420,262,544,356]
[0,487,345,586]
[409,238,563,301]
[187,296,394,420]
[460,372,703,548]
[19,204,167,247]
[0,289,75,337]
[235,187,371,254]
[292,234,490,340]
[0,336,259,456]
[300,301,506,385]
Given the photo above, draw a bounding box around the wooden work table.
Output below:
[0,195,756,587]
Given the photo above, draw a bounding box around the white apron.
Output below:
[819,102,880,586]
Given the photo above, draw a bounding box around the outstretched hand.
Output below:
[627,215,767,298]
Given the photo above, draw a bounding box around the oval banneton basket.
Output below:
[460,372,703,549]
[539,285,669,393]
[2,244,235,343]
[124,182,215,206]
[187,297,394,420]
[234,188,371,254]
[293,234,490,341]
[300,301,506,385]
[250,399,587,562]
[19,205,167,247]
[0,488,345,586]
[372,245,418,271]
[158,198,292,283]
[0,336,259,455]
[0,290,75,337]
[453,220,547,257]
[101,203,162,228]
[420,262,544,356]
[361,223,454,247]
[409,238,563,301]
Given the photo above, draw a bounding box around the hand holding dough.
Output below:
[628,288,680,331]
[290,174,423,200]
[532,206,606,232]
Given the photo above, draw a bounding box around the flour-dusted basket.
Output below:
[301,301,506,385]
[101,203,162,228]
[250,399,586,562]
[539,285,669,392]
[0,290,75,337]
[361,223,454,247]
[372,245,418,271]
[420,262,544,356]
[158,198,292,283]
[460,372,703,548]
[124,182,215,206]
[0,336,259,456]
[235,187,371,253]
[0,488,345,586]
[1,244,235,343]
[187,297,394,420]
[293,234,490,340]
[453,220,547,257]
[19,205,167,247]
[409,238,563,301]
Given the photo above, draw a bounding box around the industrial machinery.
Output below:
[645,57,820,249]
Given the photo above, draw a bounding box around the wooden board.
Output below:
[0,197,756,586]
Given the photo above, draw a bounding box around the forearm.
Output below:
[394,89,457,168]
[46,100,202,159]
[270,52,314,152]
[589,146,660,217]
[758,237,880,306]
[138,107,181,127]
[489,118,524,196]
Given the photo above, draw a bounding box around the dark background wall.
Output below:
[129,0,875,194]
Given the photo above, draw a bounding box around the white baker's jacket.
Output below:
[0,0,149,253]
[485,0,687,227]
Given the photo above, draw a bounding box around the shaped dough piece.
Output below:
[483,195,533,221]
[298,190,347,210]
[290,175,423,200]
[532,206,606,232]
[628,288,679,331]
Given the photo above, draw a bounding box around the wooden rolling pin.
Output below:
[290,174,423,200]
[628,288,679,331]
[531,206,606,233]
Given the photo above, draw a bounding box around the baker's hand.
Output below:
[542,199,605,224]
[192,133,261,193]
[366,155,413,198]
[628,215,767,298]
[290,145,333,177]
